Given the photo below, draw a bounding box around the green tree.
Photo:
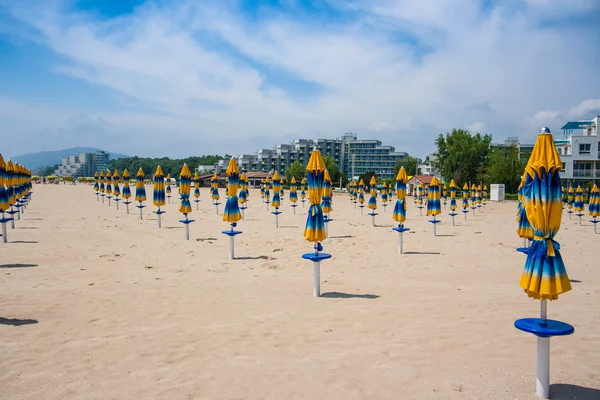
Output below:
[107,155,225,178]
[40,164,59,176]
[358,171,377,185]
[393,156,420,178]
[285,161,306,183]
[433,128,492,186]
[323,155,341,184]
[483,145,526,194]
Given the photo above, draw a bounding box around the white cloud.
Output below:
[568,99,600,117]
[1,0,600,159]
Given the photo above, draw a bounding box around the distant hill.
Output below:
[11,147,130,172]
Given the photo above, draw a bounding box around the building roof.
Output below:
[561,121,594,130]
[245,171,273,179]
[408,175,437,184]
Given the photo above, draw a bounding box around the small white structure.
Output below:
[490,184,505,201]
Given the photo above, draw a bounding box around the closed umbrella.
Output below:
[302,148,330,297]
[574,185,584,225]
[442,184,448,210]
[470,183,477,215]
[178,164,194,240]
[211,173,221,215]
[112,170,121,210]
[166,173,172,204]
[122,169,132,214]
[417,182,424,216]
[589,184,600,234]
[449,180,458,225]
[239,173,248,219]
[514,128,574,399]
[99,171,106,203]
[517,179,534,254]
[482,185,488,209]
[105,170,112,206]
[566,187,574,219]
[264,177,271,210]
[322,170,333,235]
[461,183,469,220]
[392,166,409,254]
[289,177,298,214]
[271,172,282,227]
[279,178,285,200]
[94,172,99,201]
[300,178,307,208]
[358,179,365,214]
[135,168,146,220]
[260,179,265,201]
[193,172,201,210]
[367,175,378,227]
[153,166,166,228]
[0,154,13,243]
[381,183,388,212]
[427,177,442,236]
[476,184,482,212]
[222,159,243,260]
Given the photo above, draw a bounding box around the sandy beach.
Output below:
[1,184,599,400]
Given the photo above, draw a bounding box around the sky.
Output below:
[1,0,600,160]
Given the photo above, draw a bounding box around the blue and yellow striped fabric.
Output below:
[178,164,192,215]
[301,178,307,200]
[482,185,488,204]
[93,172,99,192]
[321,170,332,214]
[462,183,469,209]
[517,180,534,239]
[99,172,105,194]
[417,183,423,205]
[239,173,248,204]
[112,170,120,197]
[358,179,365,204]
[105,171,112,198]
[260,179,265,198]
[567,187,574,209]
[166,174,172,195]
[367,176,378,210]
[574,185,584,212]
[304,149,326,243]
[271,171,282,208]
[0,154,8,212]
[426,177,441,216]
[589,184,600,217]
[476,185,482,205]
[193,172,201,200]
[289,176,298,203]
[264,178,271,200]
[279,178,285,199]
[381,183,388,205]
[210,173,220,201]
[442,184,448,203]
[519,129,571,300]
[153,166,166,207]
[223,160,241,222]
[393,167,407,223]
[470,184,476,207]
[449,179,457,211]
[122,169,131,199]
[135,168,146,202]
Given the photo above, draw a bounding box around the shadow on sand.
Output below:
[0,263,38,269]
[404,251,441,255]
[0,317,39,326]
[320,292,379,299]
[10,241,38,244]
[550,384,600,399]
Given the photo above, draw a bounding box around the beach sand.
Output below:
[1,184,599,399]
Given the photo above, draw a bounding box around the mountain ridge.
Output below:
[10,147,130,172]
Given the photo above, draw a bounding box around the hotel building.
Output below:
[558,116,600,187]
[54,150,110,177]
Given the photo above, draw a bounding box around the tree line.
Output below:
[107,155,227,178]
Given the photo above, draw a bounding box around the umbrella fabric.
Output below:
[93,172,99,192]
[153,166,166,207]
[193,172,201,200]
[135,168,146,202]
[358,179,365,204]
[239,173,248,205]
[462,183,469,209]
[393,167,407,223]
[166,174,172,195]
[122,169,131,199]
[105,170,112,197]
[574,185,584,212]
[112,170,120,197]
[482,185,488,204]
[301,178,307,200]
[470,184,476,207]
[179,164,192,215]
[5,161,15,206]
[99,172,105,194]
[381,183,388,205]
[589,184,600,217]
[476,185,482,205]
[567,187,574,210]
[264,178,271,200]
[417,183,423,206]
[0,154,8,212]
[442,185,448,203]
[517,180,534,239]
[321,170,332,214]
[279,178,285,198]
[271,172,282,208]
[368,176,378,210]
[223,159,242,222]
[304,148,326,242]
[260,179,265,198]
[519,130,571,300]
[289,177,298,203]
[210,174,220,201]
[449,180,457,211]
[426,177,441,216]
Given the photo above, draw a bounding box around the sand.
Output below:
[1,184,599,400]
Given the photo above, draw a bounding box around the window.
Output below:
[579,143,591,154]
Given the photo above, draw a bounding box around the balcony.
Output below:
[572,170,593,177]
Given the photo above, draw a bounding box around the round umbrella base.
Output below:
[514,318,574,338]
[302,252,332,297]
[516,247,530,254]
[222,230,243,260]
[180,219,195,240]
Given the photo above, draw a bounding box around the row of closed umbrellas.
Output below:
[0,154,33,243]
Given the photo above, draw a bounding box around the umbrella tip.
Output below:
[540,127,551,134]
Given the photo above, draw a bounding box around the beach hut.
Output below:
[514,128,574,399]
[302,148,330,297]
[392,167,409,254]
[178,164,194,240]
[135,168,146,219]
[589,184,600,234]
[153,166,166,228]
[222,159,243,260]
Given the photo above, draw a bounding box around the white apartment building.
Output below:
[54,151,110,177]
[558,116,600,187]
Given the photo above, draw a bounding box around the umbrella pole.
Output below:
[185,217,190,240]
[108,197,111,206]
[126,202,129,214]
[537,299,550,399]
[594,218,597,234]
[102,196,104,203]
[419,208,422,217]
[464,211,467,221]
[275,208,279,228]
[157,208,162,228]
[96,193,99,201]
[293,206,296,215]
[371,214,375,227]
[578,214,582,226]
[451,214,455,226]
[433,216,437,236]
[116,199,119,210]
[1,220,7,244]
[10,207,15,229]
[139,203,143,220]
[313,261,320,297]
[242,208,245,220]
[398,231,403,254]
[229,230,235,260]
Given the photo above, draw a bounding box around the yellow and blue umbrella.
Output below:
[99,171,106,202]
[239,173,248,218]
[514,128,573,399]
[122,169,132,214]
[322,170,333,234]
[289,176,298,214]
[476,184,482,211]
[358,179,365,214]
[367,175,378,226]
[193,172,201,210]
[153,166,166,227]
[166,173,172,204]
[279,178,285,200]
[210,173,221,214]
[448,179,458,225]
[461,183,469,219]
[392,167,409,253]
[574,185,584,225]
[566,186,574,219]
[178,164,194,239]
[112,170,121,210]
[105,170,113,205]
[416,182,424,216]
[516,179,534,253]
[223,160,242,224]
[0,154,13,243]
[470,183,477,214]
[427,176,442,235]
[482,185,488,208]
[135,167,146,219]
[301,177,307,208]
[381,183,388,211]
[302,148,330,297]
[442,184,448,209]
[271,172,282,227]
[93,172,99,200]
[589,184,600,234]
[260,179,265,200]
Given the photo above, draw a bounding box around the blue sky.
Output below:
[1,0,600,159]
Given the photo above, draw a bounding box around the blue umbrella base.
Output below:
[179,219,195,225]
[514,318,574,338]
[214,202,221,206]
[222,230,243,237]
[291,204,297,208]
[156,210,166,215]
[5,210,18,215]
[392,226,409,233]
[368,212,378,217]
[271,211,282,215]
[449,212,458,216]
[516,247,530,254]
[0,217,14,223]
[461,210,469,213]
[136,205,146,209]
[428,219,441,224]
[123,201,132,205]
[590,220,599,224]
[324,218,333,223]
[302,252,332,262]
